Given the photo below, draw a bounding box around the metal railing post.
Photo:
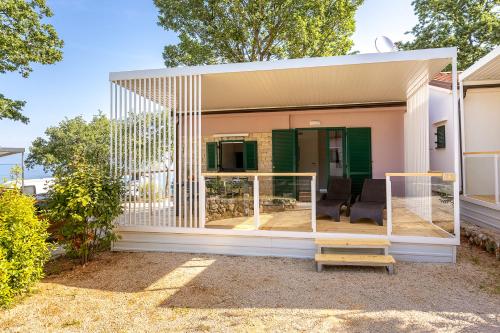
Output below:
[495,155,499,204]
[311,175,316,233]
[253,175,260,229]
[199,175,206,228]
[385,175,392,237]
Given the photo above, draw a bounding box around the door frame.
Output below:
[296,127,347,187]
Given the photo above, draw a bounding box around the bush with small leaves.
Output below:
[46,162,124,264]
[0,186,50,307]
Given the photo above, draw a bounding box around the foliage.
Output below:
[0,0,64,123]
[27,111,173,177]
[154,0,364,67]
[26,114,111,176]
[139,181,161,200]
[46,162,124,264]
[9,165,22,183]
[397,0,500,70]
[0,185,51,307]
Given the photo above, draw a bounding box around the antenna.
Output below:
[375,36,398,53]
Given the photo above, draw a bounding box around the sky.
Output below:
[0,0,417,177]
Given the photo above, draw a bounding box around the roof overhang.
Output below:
[459,47,500,86]
[0,147,25,158]
[110,47,455,112]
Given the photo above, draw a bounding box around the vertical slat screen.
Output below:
[110,75,202,228]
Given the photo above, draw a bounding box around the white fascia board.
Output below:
[459,46,500,83]
[109,47,456,81]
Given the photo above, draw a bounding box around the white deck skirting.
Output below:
[112,228,457,263]
[460,195,500,231]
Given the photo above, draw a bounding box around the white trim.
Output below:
[459,46,500,82]
[461,79,500,86]
[461,194,500,210]
[110,48,456,81]
[213,133,249,138]
[114,225,458,245]
[451,55,461,241]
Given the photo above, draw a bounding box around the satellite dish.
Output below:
[375,36,398,53]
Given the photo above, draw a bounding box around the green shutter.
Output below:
[206,142,218,171]
[346,128,372,196]
[272,129,297,198]
[244,141,258,170]
[436,125,446,149]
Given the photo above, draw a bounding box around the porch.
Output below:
[108,47,460,262]
[459,47,500,230]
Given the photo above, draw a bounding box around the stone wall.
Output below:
[202,132,273,195]
[206,195,297,222]
[462,221,500,260]
[201,132,272,173]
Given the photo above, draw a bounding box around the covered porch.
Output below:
[109,47,460,262]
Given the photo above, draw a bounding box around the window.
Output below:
[206,141,258,171]
[435,125,446,149]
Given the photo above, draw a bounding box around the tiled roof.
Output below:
[429,72,460,90]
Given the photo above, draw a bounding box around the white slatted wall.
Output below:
[110,75,202,228]
[404,73,432,221]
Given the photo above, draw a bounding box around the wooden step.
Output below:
[315,253,395,274]
[315,238,390,249]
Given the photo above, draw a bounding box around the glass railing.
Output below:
[201,172,316,232]
[463,151,500,205]
[386,173,456,239]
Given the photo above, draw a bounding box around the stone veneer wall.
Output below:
[202,132,273,195]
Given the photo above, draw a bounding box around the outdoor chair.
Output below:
[316,176,351,221]
[350,179,386,226]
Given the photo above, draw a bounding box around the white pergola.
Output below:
[0,147,26,188]
[109,47,459,236]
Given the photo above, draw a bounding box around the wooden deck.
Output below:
[468,194,497,204]
[205,200,454,238]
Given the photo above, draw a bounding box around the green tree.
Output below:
[26,114,110,176]
[397,0,500,70]
[0,0,64,123]
[154,0,364,67]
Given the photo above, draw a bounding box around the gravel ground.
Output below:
[1,242,499,333]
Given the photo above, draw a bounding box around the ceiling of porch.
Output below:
[202,58,450,112]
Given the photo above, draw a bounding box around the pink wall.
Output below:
[202,107,405,178]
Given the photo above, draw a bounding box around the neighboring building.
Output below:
[108,48,460,263]
[429,72,456,174]
[460,46,500,230]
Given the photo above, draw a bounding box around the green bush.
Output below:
[0,186,50,307]
[47,162,124,264]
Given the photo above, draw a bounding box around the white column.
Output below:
[386,175,392,237]
[200,175,206,228]
[311,175,316,233]
[495,155,499,204]
[451,54,460,241]
[253,175,260,229]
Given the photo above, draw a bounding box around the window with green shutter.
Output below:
[435,125,446,149]
[243,141,258,170]
[206,142,218,171]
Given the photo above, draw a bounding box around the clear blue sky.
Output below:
[0,0,417,152]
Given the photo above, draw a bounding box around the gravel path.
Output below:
[1,243,499,332]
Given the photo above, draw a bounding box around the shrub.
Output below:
[46,162,124,264]
[0,186,50,307]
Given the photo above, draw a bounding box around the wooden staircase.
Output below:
[314,238,395,274]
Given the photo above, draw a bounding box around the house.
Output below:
[459,46,500,230]
[429,72,456,174]
[109,47,460,264]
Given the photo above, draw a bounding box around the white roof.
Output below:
[0,147,25,158]
[110,48,455,112]
[459,46,500,85]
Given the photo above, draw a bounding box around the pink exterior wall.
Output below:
[202,107,405,178]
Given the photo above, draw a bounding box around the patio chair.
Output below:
[316,176,351,221]
[350,179,386,226]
